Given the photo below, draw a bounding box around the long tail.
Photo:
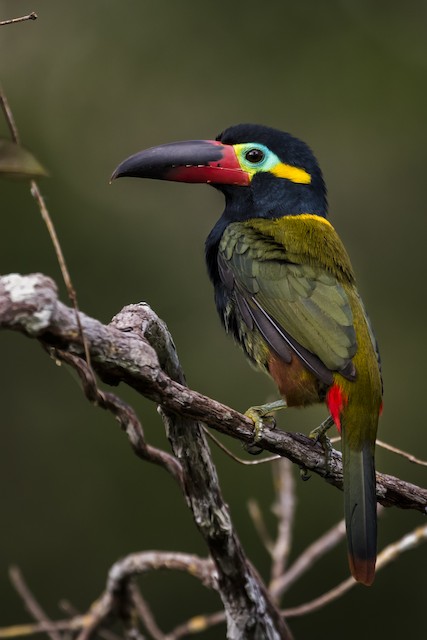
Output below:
[342,428,377,585]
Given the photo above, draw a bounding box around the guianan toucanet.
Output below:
[112,123,383,586]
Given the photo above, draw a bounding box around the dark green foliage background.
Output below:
[0,1,426,637]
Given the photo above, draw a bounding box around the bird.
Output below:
[111,123,383,585]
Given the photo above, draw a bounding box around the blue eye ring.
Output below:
[244,148,265,164]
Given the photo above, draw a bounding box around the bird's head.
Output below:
[111,123,327,220]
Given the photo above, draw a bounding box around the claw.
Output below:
[244,400,287,455]
[309,415,334,442]
[309,415,335,476]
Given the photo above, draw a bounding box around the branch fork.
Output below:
[1,272,426,639]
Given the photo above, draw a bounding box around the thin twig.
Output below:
[0,85,91,368]
[269,459,296,587]
[130,585,167,640]
[0,12,37,26]
[330,435,427,467]
[248,499,275,553]
[270,519,347,598]
[168,509,425,634]
[282,522,427,617]
[75,594,113,640]
[54,349,184,488]
[30,182,92,367]
[0,88,20,142]
[166,611,226,640]
[203,427,280,465]
[376,439,427,467]
[283,575,354,618]
[8,567,62,640]
[73,552,217,640]
[106,553,217,610]
[0,618,89,639]
[59,600,123,640]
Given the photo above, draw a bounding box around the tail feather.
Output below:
[342,430,377,585]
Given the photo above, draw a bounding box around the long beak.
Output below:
[110,139,250,186]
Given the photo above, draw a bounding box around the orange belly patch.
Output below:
[268,351,321,407]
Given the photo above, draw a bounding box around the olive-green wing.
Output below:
[218,223,357,384]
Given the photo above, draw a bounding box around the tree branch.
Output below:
[115,295,292,638]
[282,523,427,618]
[0,273,425,516]
[8,568,61,640]
[1,273,294,639]
[0,12,37,27]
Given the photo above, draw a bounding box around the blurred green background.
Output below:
[0,1,426,637]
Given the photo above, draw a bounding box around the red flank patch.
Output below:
[326,384,348,432]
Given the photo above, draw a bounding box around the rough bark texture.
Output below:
[1,273,427,639]
[1,273,296,639]
[110,301,292,639]
[0,273,425,516]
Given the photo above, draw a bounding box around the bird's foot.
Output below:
[244,399,287,455]
[309,415,335,475]
[309,415,334,442]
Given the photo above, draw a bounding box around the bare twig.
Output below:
[0,274,425,515]
[270,459,296,587]
[271,506,383,599]
[0,618,89,639]
[59,601,122,640]
[0,88,20,143]
[248,499,275,553]
[376,439,427,467]
[106,552,217,592]
[121,523,427,635]
[283,574,353,618]
[74,595,113,640]
[271,519,347,598]
[330,435,427,467]
[282,523,427,617]
[203,427,280,465]
[0,12,37,26]
[30,182,92,367]
[0,86,91,368]
[0,275,425,638]
[8,567,62,640]
[166,611,226,640]
[73,552,217,640]
[247,463,297,577]
[53,348,184,488]
[130,585,166,640]
[3,523,425,638]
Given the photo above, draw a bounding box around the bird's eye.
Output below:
[244,148,265,164]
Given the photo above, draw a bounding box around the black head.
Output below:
[215,123,327,221]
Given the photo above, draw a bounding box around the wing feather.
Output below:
[218,222,357,381]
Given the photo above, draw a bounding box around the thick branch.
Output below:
[110,295,292,638]
[0,273,425,515]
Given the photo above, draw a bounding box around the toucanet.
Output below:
[111,123,383,585]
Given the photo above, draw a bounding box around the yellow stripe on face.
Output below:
[271,163,311,184]
[233,143,312,185]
